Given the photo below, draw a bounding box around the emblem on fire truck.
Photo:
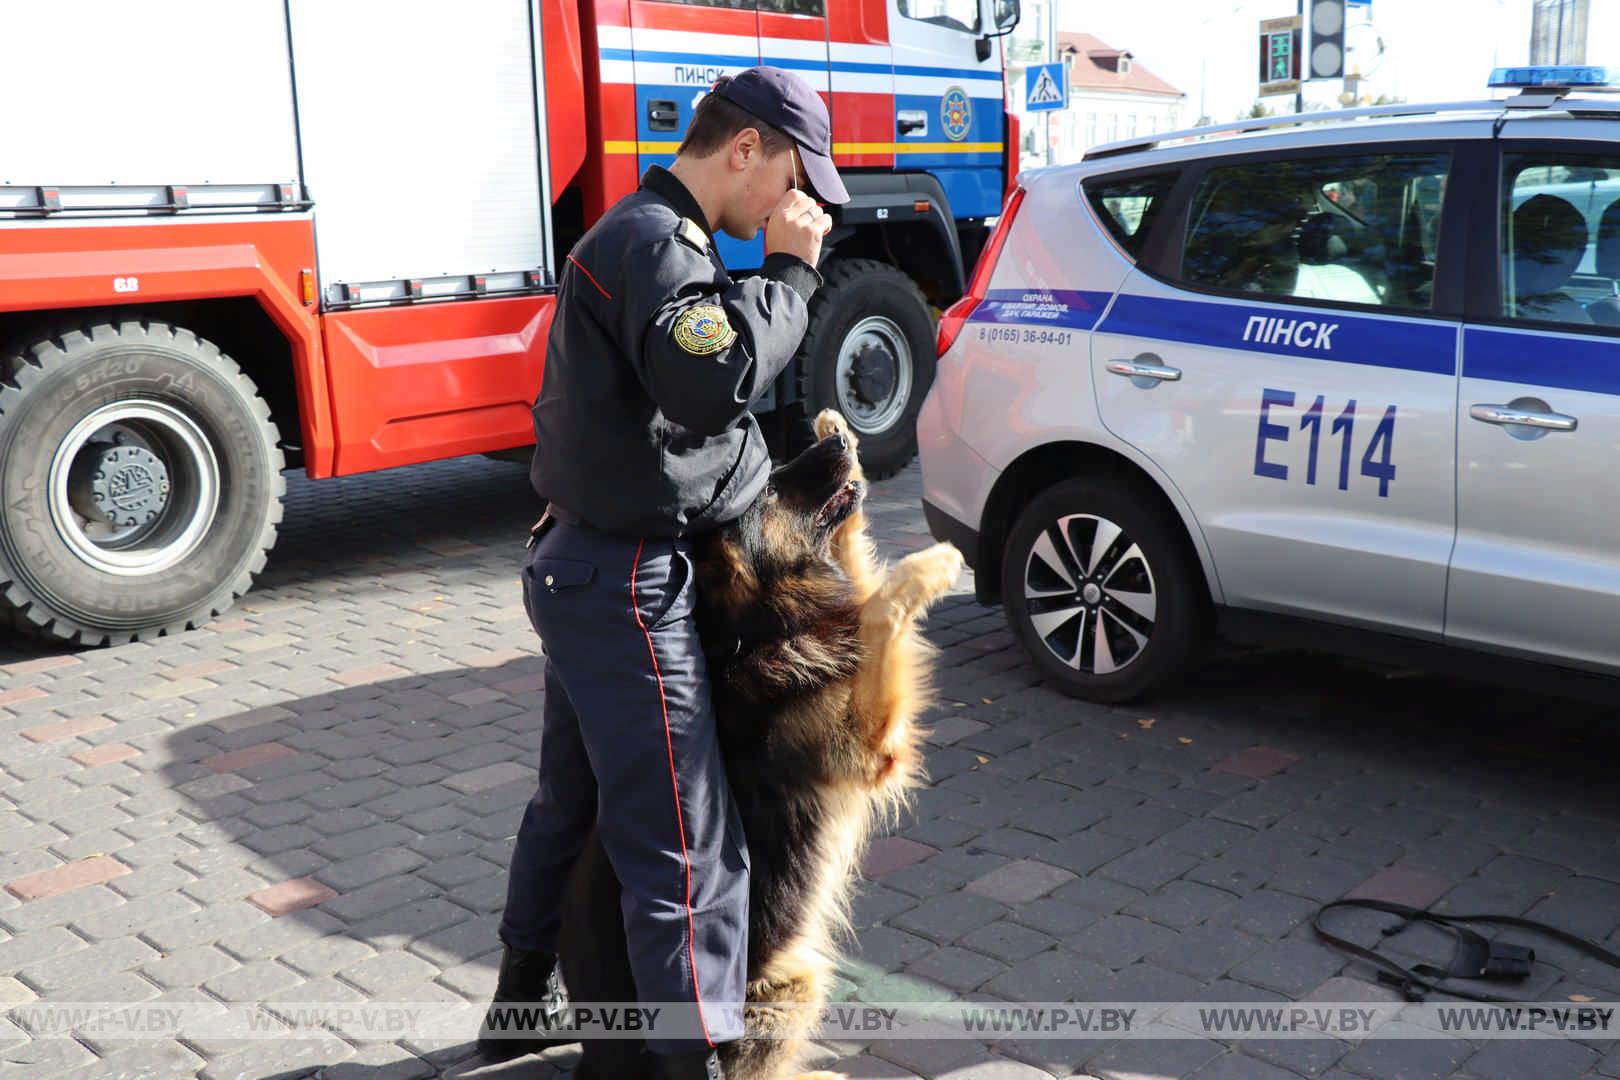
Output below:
[941,87,972,142]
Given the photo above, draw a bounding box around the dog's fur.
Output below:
[558,410,963,1080]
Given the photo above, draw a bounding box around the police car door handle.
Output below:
[1107,359,1182,383]
[1469,404,1578,432]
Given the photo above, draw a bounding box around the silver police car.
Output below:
[919,66,1620,702]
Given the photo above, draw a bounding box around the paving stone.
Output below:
[1267,853,1379,903]
[313,847,428,892]
[1214,747,1301,779]
[959,919,1058,964]
[18,932,163,994]
[902,945,1006,993]
[197,1031,356,1079]
[202,958,306,1002]
[339,949,443,994]
[1148,924,1263,981]
[1229,938,1348,997]
[0,925,85,973]
[1335,1028,1476,1080]
[1189,1050,1308,1080]
[1348,866,1453,909]
[984,948,1112,1001]
[281,934,378,978]
[1124,880,1237,930]
[863,836,939,878]
[6,854,131,901]
[851,884,919,929]
[1464,1038,1598,1080]
[70,891,201,942]
[855,926,938,971]
[1220,889,1320,939]
[1241,1038,1354,1078]
[140,901,270,953]
[879,862,970,900]
[53,1040,208,1080]
[141,945,241,991]
[965,859,1075,905]
[890,892,1009,945]
[0,882,127,932]
[1090,1037,1226,1080]
[1068,915,1181,969]
[320,1043,436,1079]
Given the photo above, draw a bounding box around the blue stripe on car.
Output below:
[1464,326,1620,395]
[1098,294,1458,376]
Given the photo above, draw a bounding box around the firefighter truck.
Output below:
[0,0,1021,645]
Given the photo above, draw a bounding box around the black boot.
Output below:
[476,945,570,1061]
[652,1047,725,1080]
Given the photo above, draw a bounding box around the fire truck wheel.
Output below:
[0,321,285,645]
[800,259,936,481]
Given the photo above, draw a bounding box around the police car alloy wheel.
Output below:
[1001,479,1205,702]
[0,321,284,644]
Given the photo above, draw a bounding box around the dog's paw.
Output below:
[891,543,965,614]
[813,408,856,449]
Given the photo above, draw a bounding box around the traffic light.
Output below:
[1309,0,1346,80]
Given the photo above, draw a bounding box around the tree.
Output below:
[1245,101,1275,119]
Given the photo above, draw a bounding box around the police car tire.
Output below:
[1001,478,1203,703]
[0,321,284,645]
[800,258,935,481]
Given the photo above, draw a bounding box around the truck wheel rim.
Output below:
[835,315,912,436]
[1022,512,1157,675]
[48,401,221,576]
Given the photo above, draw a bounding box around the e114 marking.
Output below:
[1254,388,1397,497]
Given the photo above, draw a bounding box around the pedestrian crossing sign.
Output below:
[1025,62,1068,112]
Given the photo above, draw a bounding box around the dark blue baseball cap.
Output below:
[716,66,849,205]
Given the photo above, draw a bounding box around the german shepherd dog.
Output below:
[557,410,964,1080]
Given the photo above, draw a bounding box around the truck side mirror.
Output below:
[976,0,1020,61]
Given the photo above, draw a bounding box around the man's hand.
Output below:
[765,190,832,266]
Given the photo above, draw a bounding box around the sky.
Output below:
[1023,0,1545,124]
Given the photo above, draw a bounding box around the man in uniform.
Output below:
[478,67,848,1080]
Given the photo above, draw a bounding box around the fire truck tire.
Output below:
[800,258,936,481]
[0,320,285,645]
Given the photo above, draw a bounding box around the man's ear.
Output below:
[730,127,761,171]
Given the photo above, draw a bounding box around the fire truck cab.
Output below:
[0,0,1018,645]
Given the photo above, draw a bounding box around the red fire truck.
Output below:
[0,0,1020,645]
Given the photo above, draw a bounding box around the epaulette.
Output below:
[675,217,710,253]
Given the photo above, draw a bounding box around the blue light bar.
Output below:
[1489,65,1616,89]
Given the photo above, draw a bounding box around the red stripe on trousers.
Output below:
[629,539,714,1048]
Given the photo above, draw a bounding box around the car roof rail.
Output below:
[1081,99,1507,162]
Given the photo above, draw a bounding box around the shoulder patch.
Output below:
[673,305,736,356]
[675,217,710,253]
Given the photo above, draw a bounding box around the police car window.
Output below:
[1179,152,1451,311]
[1502,154,1620,331]
[1084,173,1176,260]
[897,0,980,34]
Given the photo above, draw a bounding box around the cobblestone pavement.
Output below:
[3,457,1620,1080]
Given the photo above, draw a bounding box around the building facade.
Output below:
[1011,33,1186,169]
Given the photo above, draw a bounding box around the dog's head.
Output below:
[716,430,865,579]
[694,432,867,696]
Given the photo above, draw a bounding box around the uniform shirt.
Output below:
[530,166,822,538]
